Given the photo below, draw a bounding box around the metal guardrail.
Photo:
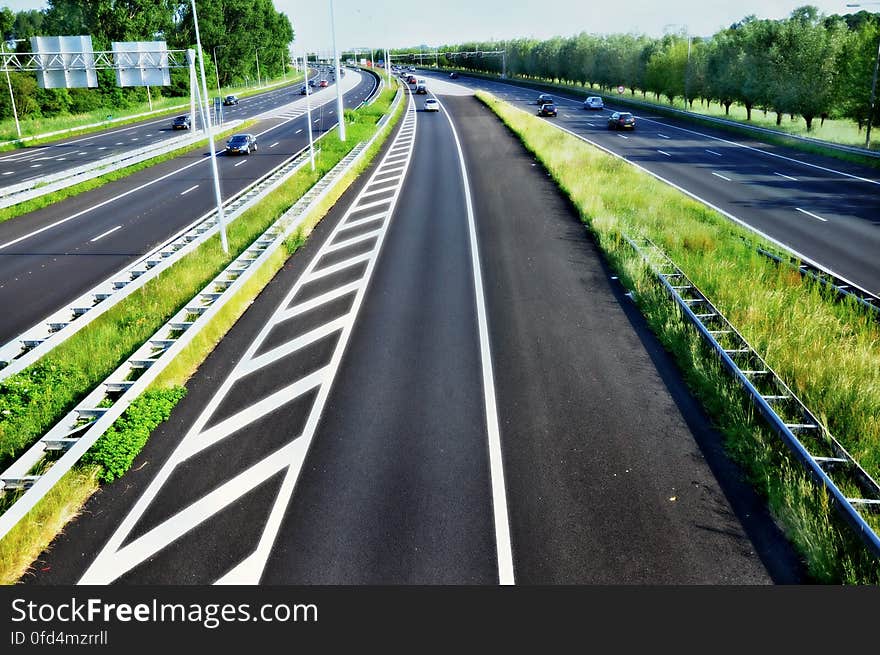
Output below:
[0,123,243,210]
[757,247,880,317]
[0,70,370,379]
[0,141,316,381]
[625,234,880,559]
[0,82,405,540]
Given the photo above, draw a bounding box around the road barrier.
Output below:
[626,234,880,560]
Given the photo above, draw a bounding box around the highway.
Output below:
[0,69,328,186]
[417,71,880,296]
[0,69,376,343]
[27,84,803,584]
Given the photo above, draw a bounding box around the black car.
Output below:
[299,85,308,94]
[607,111,636,130]
[171,114,191,130]
[449,72,459,79]
[538,103,558,117]
[536,93,553,105]
[223,95,239,106]
[308,79,316,87]
[225,133,257,155]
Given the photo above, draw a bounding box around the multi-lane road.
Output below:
[26,81,805,584]
[417,71,880,296]
[0,69,376,342]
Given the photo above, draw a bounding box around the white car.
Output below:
[424,98,439,112]
[584,96,604,110]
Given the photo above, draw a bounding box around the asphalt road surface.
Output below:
[0,70,376,343]
[418,71,880,296]
[27,86,803,584]
[0,68,334,186]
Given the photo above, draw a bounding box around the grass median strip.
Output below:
[0,80,401,584]
[476,90,880,583]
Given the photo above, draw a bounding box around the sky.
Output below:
[5,0,874,54]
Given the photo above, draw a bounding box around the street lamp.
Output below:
[255,48,262,88]
[190,0,229,254]
[212,45,226,99]
[330,0,345,142]
[1,39,25,139]
[847,3,880,147]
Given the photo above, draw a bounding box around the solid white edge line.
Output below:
[437,98,516,585]
[796,207,828,222]
[89,225,122,242]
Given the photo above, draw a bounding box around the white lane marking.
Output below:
[77,151,88,154]
[29,164,41,168]
[712,172,732,181]
[321,228,381,254]
[618,134,629,139]
[234,160,247,167]
[658,150,672,157]
[89,225,122,242]
[269,142,279,148]
[306,250,373,281]
[339,212,387,232]
[437,97,516,585]
[180,184,199,195]
[658,133,671,139]
[1,171,12,175]
[775,172,798,181]
[0,146,48,162]
[0,153,201,248]
[115,142,123,145]
[277,280,362,323]
[295,129,303,134]
[98,147,107,150]
[705,149,722,156]
[239,316,348,377]
[796,207,828,222]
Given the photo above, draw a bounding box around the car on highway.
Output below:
[424,98,439,112]
[607,111,636,130]
[449,71,459,79]
[171,114,191,130]
[538,103,558,117]
[319,79,328,87]
[299,85,308,94]
[415,83,427,94]
[584,96,604,110]
[308,79,316,87]
[406,75,417,84]
[223,94,239,106]
[225,133,258,155]
[536,93,553,105]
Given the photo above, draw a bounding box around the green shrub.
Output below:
[82,387,186,483]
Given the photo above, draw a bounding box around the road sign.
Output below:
[618,85,625,93]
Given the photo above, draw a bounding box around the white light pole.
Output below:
[255,48,262,88]
[212,45,226,99]
[330,0,346,141]
[191,0,229,254]
[1,40,22,139]
[303,52,316,171]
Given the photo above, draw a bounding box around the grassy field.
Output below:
[0,72,303,149]
[0,79,402,585]
[476,90,880,583]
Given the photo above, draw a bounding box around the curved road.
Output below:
[0,70,376,343]
[27,85,803,584]
[419,71,880,295]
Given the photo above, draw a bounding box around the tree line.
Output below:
[0,0,293,122]
[397,6,880,134]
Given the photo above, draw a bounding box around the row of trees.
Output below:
[0,0,294,122]
[398,6,879,133]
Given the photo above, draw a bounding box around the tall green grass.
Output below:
[477,91,880,583]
